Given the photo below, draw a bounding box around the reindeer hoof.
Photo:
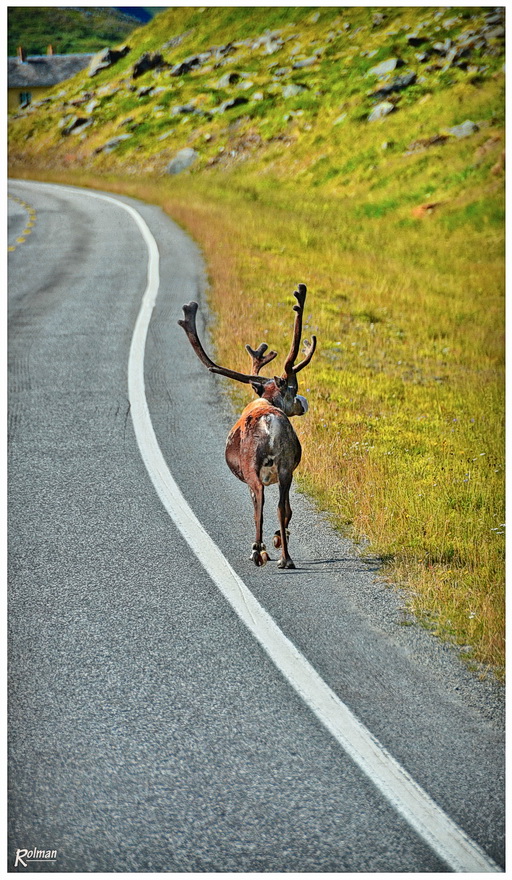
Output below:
[250,544,269,566]
[273,529,290,549]
[277,558,295,570]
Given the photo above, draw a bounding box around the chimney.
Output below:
[47,44,54,56]
[17,46,27,63]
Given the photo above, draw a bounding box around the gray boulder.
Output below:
[406,33,427,47]
[292,56,318,69]
[485,25,505,40]
[217,71,240,88]
[485,10,504,26]
[259,36,284,55]
[432,38,453,55]
[170,53,211,76]
[282,83,308,98]
[101,134,132,153]
[371,71,416,100]
[166,148,198,175]
[93,134,132,154]
[171,103,197,116]
[448,120,479,138]
[132,52,164,79]
[368,101,395,122]
[61,115,89,136]
[217,96,248,113]
[88,45,130,77]
[367,57,403,77]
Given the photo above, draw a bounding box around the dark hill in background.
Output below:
[116,8,154,25]
[7,6,147,56]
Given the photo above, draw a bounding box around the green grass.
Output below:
[8,5,504,675]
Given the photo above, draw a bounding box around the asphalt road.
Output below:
[8,180,505,873]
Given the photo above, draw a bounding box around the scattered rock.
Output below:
[171,103,201,116]
[367,57,404,77]
[368,101,395,122]
[371,71,416,100]
[292,56,318,69]
[137,86,154,98]
[282,83,308,98]
[432,38,453,55]
[61,115,89,136]
[484,25,505,41]
[216,96,249,113]
[216,42,237,59]
[170,55,203,76]
[69,91,95,107]
[253,33,284,55]
[132,52,164,79]
[88,45,130,77]
[485,10,505,26]
[165,147,198,174]
[216,71,240,88]
[406,33,427,47]
[95,133,132,154]
[448,120,479,139]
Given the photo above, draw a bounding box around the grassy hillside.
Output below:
[7,6,146,56]
[8,6,505,674]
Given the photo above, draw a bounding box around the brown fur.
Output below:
[226,399,301,568]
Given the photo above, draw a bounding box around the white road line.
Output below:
[19,181,502,873]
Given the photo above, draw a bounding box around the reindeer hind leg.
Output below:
[273,495,292,549]
[276,476,295,569]
[249,483,269,566]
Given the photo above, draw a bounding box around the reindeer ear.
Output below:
[274,376,286,389]
[250,380,265,398]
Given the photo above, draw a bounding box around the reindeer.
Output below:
[178,284,316,569]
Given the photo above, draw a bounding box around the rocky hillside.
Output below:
[8,6,505,183]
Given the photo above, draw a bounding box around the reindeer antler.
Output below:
[178,301,262,385]
[245,343,278,375]
[282,284,317,379]
[179,286,316,390]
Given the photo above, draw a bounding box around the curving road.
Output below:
[8,180,504,873]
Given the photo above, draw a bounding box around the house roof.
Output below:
[8,54,94,88]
